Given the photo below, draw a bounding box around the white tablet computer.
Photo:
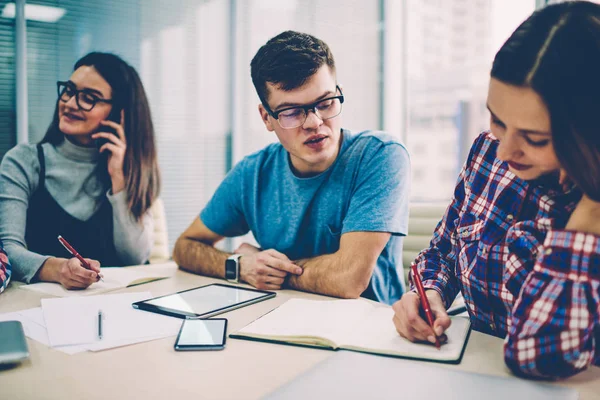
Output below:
[132,283,276,319]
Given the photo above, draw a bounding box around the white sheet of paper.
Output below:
[85,334,169,352]
[42,291,181,347]
[0,308,88,354]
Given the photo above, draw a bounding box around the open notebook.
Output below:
[20,267,170,297]
[230,298,471,364]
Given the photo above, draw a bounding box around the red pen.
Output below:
[411,264,440,349]
[57,235,104,282]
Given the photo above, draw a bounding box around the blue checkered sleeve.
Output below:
[505,230,600,379]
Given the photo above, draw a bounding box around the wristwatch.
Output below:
[225,254,242,283]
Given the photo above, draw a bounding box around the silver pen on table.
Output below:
[98,310,104,340]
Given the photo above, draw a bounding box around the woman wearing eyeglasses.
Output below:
[0,52,160,289]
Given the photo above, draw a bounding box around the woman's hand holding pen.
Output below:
[392,290,451,345]
[38,257,102,289]
[92,109,127,195]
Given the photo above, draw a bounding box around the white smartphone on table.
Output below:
[174,318,227,351]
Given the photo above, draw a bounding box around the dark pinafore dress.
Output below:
[25,144,121,267]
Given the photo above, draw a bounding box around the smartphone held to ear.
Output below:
[174,318,227,351]
[95,106,121,149]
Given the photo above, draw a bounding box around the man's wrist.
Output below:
[225,254,242,283]
[237,255,246,282]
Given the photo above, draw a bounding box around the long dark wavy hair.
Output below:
[41,52,160,219]
[491,1,600,201]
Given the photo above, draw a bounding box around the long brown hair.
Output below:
[42,52,160,219]
[491,1,600,201]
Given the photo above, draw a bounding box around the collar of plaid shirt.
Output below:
[435,132,581,337]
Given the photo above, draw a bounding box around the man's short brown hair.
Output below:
[250,30,336,109]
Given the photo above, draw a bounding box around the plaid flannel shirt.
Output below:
[0,240,11,293]
[411,131,599,379]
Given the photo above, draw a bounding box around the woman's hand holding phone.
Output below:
[91,109,127,194]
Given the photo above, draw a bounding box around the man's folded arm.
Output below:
[287,231,391,299]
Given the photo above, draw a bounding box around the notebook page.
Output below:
[340,306,470,361]
[19,267,169,297]
[100,267,168,287]
[237,298,375,344]
[19,280,119,297]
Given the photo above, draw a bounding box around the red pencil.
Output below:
[411,264,440,349]
[57,235,104,282]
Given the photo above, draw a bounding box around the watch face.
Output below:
[225,258,237,280]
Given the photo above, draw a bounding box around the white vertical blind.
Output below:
[0,0,16,159]
[140,0,230,251]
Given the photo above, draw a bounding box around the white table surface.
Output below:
[0,262,598,400]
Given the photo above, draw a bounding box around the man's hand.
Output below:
[392,290,451,344]
[239,249,302,290]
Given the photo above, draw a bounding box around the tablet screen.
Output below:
[133,284,275,318]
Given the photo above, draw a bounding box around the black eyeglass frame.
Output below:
[56,81,113,112]
[265,85,345,129]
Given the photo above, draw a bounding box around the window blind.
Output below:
[0,0,16,160]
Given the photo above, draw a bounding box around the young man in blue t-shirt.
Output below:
[173,31,410,305]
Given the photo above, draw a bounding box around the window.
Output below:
[1,0,541,253]
[402,0,536,202]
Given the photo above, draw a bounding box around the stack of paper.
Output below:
[0,292,182,354]
[41,292,182,351]
[0,308,89,354]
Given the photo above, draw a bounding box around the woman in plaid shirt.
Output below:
[0,241,11,293]
[393,1,600,379]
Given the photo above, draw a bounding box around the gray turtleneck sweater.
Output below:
[0,139,154,282]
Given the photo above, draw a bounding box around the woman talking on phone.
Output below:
[0,52,160,289]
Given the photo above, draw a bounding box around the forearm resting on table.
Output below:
[286,253,371,298]
[172,236,230,278]
[286,232,389,299]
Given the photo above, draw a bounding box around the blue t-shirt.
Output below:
[201,129,410,304]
